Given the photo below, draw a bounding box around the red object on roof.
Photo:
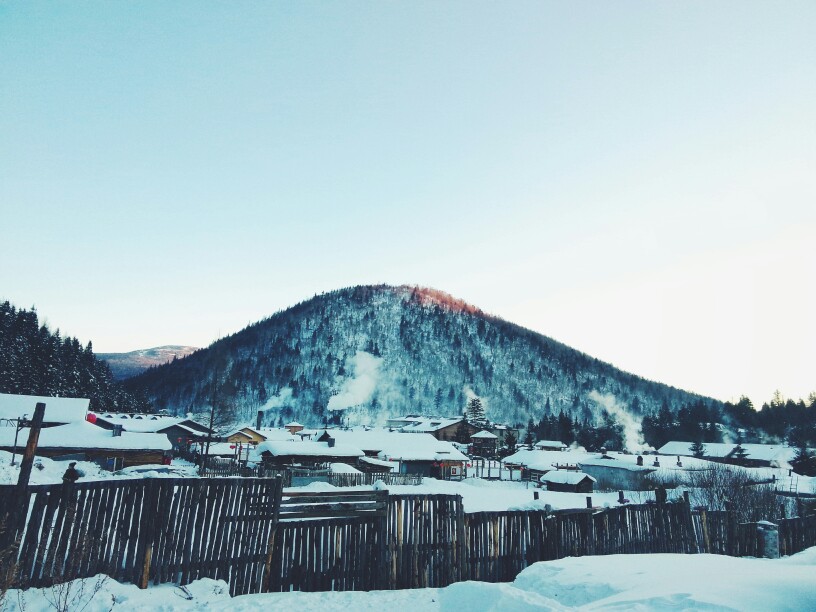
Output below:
[86,413,97,424]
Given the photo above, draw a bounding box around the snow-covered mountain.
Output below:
[125,285,718,428]
[98,345,199,380]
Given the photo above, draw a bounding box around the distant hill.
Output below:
[125,285,720,432]
[98,345,199,380]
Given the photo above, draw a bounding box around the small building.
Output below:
[488,424,521,447]
[540,470,596,493]
[284,421,305,435]
[534,440,568,451]
[385,414,478,442]
[226,426,268,445]
[578,458,656,491]
[471,430,498,456]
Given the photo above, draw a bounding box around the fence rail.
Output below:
[2,479,815,597]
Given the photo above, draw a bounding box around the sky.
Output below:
[1,1,814,408]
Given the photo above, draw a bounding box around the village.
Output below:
[2,392,816,611]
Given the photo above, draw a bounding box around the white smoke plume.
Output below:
[328,351,383,411]
[587,390,652,453]
[260,386,293,411]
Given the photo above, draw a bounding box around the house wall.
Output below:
[0,446,165,469]
[545,480,593,493]
[580,464,653,491]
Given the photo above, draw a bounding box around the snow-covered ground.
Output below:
[5,548,816,611]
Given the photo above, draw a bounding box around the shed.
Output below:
[540,470,596,493]
[578,458,656,490]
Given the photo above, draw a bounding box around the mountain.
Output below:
[125,285,720,437]
[98,345,199,380]
[0,301,151,413]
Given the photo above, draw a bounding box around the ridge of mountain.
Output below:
[98,345,199,380]
[125,284,720,430]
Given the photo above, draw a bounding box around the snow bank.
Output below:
[6,549,816,610]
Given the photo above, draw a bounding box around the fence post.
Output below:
[725,501,736,556]
[138,480,160,589]
[261,476,284,593]
[1,402,45,554]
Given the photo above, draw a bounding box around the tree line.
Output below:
[0,301,150,413]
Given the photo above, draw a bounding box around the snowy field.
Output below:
[5,548,816,611]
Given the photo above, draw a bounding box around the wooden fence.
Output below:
[4,479,816,597]
[0,477,283,596]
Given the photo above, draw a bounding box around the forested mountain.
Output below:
[0,301,150,413]
[126,285,719,434]
[98,345,198,380]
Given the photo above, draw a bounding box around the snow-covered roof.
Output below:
[160,423,206,436]
[0,421,171,451]
[256,428,300,442]
[97,413,183,433]
[256,439,363,458]
[657,441,736,458]
[578,458,656,473]
[534,440,567,449]
[376,434,468,463]
[330,462,362,474]
[387,415,464,433]
[285,421,304,427]
[359,456,397,471]
[0,393,89,424]
[737,443,798,463]
[472,431,498,439]
[540,471,596,485]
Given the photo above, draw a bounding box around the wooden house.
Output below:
[470,430,498,456]
[0,421,172,470]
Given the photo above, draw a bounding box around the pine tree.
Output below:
[466,397,488,427]
[689,440,706,458]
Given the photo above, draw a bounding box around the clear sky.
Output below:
[1,2,814,408]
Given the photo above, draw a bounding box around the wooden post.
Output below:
[16,403,46,492]
[2,402,46,550]
[261,476,284,592]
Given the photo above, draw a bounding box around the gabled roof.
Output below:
[472,430,498,439]
[387,415,465,433]
[541,471,596,485]
[0,393,88,424]
[256,439,364,459]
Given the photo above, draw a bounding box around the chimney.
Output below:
[112,424,123,437]
[256,410,263,430]
[327,437,336,448]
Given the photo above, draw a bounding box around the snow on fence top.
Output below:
[0,393,88,423]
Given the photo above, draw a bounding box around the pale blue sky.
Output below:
[1,2,814,406]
